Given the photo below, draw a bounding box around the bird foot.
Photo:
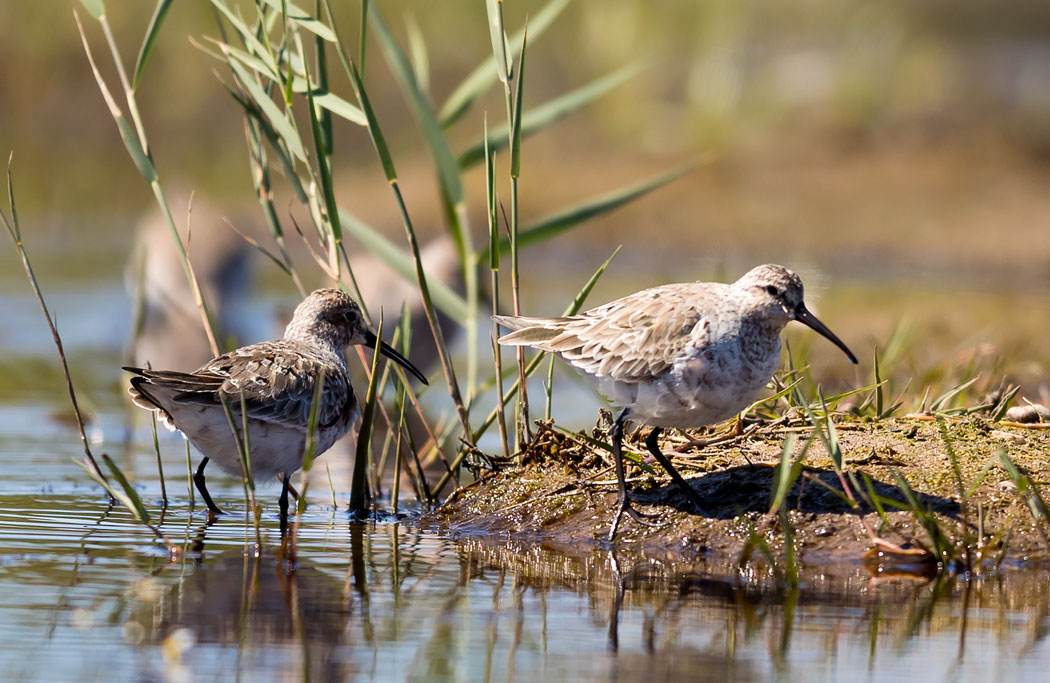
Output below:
[608,498,665,541]
[196,485,223,516]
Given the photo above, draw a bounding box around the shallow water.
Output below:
[3,481,1050,682]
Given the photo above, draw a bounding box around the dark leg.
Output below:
[608,410,662,541]
[279,473,291,535]
[645,428,708,515]
[193,457,223,515]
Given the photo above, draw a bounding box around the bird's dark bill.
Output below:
[364,331,429,384]
[794,304,858,365]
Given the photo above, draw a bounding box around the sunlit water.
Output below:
[2,272,1050,681]
[2,478,1050,681]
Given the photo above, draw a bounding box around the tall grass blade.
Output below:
[150,414,168,507]
[344,55,396,180]
[405,13,429,94]
[79,0,105,20]
[305,73,342,249]
[874,347,884,417]
[80,10,222,354]
[100,454,151,524]
[223,50,307,162]
[479,163,697,262]
[440,0,568,127]
[337,208,469,319]
[133,0,173,90]
[366,6,479,395]
[258,0,336,41]
[999,450,1050,526]
[357,0,368,71]
[891,471,953,561]
[459,63,644,168]
[184,438,195,507]
[351,318,384,513]
[510,24,527,178]
[291,366,326,553]
[769,434,814,514]
[314,0,333,154]
[217,391,260,543]
[369,6,465,216]
[929,376,980,413]
[72,457,178,554]
[209,0,281,74]
[484,0,510,85]
[343,54,473,443]
[990,385,1021,422]
[212,39,367,124]
[485,124,509,458]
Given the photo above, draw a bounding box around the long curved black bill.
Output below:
[364,331,429,384]
[794,304,858,365]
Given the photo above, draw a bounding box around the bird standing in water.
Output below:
[125,288,428,524]
[496,264,857,540]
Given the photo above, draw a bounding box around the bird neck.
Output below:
[283,317,350,351]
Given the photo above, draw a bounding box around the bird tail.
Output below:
[123,366,180,431]
[492,315,568,346]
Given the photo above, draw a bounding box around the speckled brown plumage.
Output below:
[125,288,428,514]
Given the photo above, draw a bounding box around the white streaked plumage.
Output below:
[495,264,857,539]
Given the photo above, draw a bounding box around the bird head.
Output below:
[735,265,858,365]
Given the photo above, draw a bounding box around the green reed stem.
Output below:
[218,391,261,546]
[150,414,168,508]
[184,438,195,508]
[290,367,327,554]
[392,396,406,514]
[338,46,473,448]
[351,317,384,514]
[485,122,510,460]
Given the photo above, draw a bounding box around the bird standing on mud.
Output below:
[495,264,857,539]
[125,288,428,523]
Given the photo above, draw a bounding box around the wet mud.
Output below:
[428,417,1050,569]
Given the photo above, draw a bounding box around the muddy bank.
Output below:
[426,417,1050,569]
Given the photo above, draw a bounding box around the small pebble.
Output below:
[999,480,1019,493]
[1003,404,1050,424]
[990,430,1024,443]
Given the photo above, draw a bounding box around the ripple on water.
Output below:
[1,489,1050,681]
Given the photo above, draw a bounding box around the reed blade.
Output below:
[459,63,644,168]
[440,0,568,126]
[133,0,173,90]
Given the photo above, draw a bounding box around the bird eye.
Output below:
[764,285,780,296]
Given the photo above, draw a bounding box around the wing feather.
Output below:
[493,283,722,382]
[123,341,352,431]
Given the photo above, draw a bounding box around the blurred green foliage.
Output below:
[2,0,1049,215]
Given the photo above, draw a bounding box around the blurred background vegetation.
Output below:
[1,0,1049,393]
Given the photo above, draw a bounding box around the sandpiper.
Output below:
[495,264,857,539]
[125,288,428,520]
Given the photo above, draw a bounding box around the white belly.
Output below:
[169,401,358,481]
[593,344,780,429]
